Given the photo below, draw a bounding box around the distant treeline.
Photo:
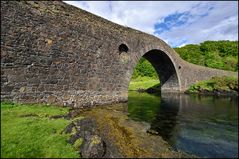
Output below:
[175,40,238,72]
[131,40,238,79]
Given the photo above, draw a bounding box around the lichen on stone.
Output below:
[74,138,83,149]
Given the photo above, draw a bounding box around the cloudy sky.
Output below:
[64,1,238,47]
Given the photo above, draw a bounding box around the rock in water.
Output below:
[146,129,159,135]
[80,135,106,158]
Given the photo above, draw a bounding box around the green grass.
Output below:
[187,76,238,93]
[1,102,80,158]
[128,76,159,91]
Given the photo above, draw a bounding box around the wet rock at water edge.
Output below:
[63,118,108,157]
[146,129,159,135]
[74,118,97,134]
[80,135,106,158]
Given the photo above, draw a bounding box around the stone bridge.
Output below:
[1,1,237,108]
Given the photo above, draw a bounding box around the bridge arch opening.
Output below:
[128,49,180,93]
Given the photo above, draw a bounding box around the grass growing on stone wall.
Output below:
[128,76,159,91]
[186,76,238,94]
[1,102,80,158]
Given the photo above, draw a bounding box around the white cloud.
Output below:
[178,43,187,48]
[64,1,200,34]
[63,1,238,47]
[159,2,238,47]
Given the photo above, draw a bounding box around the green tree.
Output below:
[174,40,238,71]
[131,58,158,79]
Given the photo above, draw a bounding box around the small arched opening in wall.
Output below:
[118,43,129,54]
[127,49,180,93]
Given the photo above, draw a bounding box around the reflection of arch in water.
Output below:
[148,94,181,145]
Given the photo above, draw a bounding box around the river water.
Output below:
[127,91,238,158]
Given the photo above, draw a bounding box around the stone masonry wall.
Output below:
[1,1,238,108]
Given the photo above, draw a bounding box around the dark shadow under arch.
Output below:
[142,49,180,92]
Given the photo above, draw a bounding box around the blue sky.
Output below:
[64,1,238,47]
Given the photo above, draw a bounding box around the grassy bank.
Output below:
[186,76,238,95]
[1,102,80,158]
[128,76,159,91]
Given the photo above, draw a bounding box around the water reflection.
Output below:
[127,91,238,158]
[149,99,179,143]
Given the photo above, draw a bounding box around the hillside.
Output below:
[175,40,238,72]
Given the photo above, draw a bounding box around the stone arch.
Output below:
[128,49,181,92]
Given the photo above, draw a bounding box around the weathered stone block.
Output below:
[45,78,58,84]
[47,95,57,104]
